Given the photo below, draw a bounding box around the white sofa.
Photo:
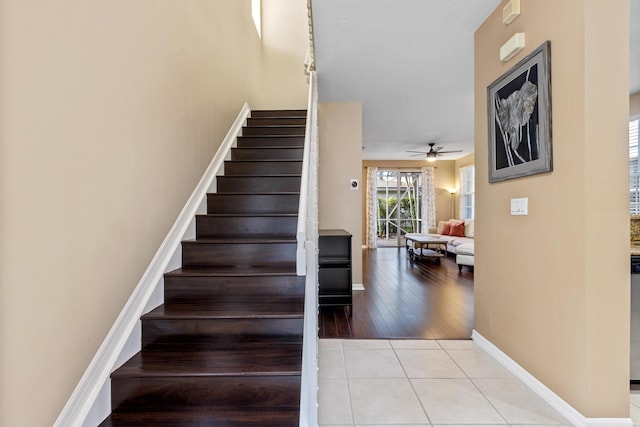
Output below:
[428,219,474,271]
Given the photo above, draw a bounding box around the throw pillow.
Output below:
[450,221,465,237]
[441,221,452,235]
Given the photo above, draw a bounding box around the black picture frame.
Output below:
[487,41,552,183]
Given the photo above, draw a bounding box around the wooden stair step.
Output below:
[223,160,302,175]
[207,193,299,214]
[236,135,304,148]
[246,117,306,126]
[216,175,301,193]
[113,344,302,377]
[242,126,305,136]
[196,213,297,238]
[145,297,304,319]
[181,238,296,267]
[251,109,306,118]
[231,147,303,161]
[100,406,300,426]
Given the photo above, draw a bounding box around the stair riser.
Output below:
[251,110,306,118]
[196,216,297,238]
[223,161,302,176]
[111,375,301,411]
[247,117,306,126]
[142,318,304,348]
[207,194,299,214]
[217,176,301,193]
[242,127,305,136]
[231,148,303,161]
[182,241,297,267]
[164,275,305,300]
[236,136,304,148]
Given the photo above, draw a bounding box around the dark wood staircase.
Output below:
[99,110,307,426]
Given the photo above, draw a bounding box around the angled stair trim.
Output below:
[54,103,251,427]
[297,71,318,276]
[298,70,319,427]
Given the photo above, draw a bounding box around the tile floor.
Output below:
[631,392,640,425]
[319,339,573,427]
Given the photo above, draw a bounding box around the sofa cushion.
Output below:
[464,219,474,238]
[456,242,474,256]
[441,221,452,235]
[450,222,465,237]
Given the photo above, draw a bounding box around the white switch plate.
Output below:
[350,178,359,190]
[510,197,528,215]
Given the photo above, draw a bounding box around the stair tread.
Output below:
[112,343,303,377]
[196,213,298,218]
[144,298,304,319]
[101,407,299,426]
[225,159,302,162]
[166,266,298,277]
[182,237,296,244]
[209,191,300,195]
[232,146,304,149]
[244,125,305,128]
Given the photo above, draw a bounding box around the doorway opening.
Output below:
[376,170,423,247]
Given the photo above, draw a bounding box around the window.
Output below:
[460,166,475,220]
[631,118,640,214]
[252,0,261,38]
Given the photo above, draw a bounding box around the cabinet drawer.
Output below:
[319,268,351,295]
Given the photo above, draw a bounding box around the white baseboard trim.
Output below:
[352,283,364,291]
[472,330,632,427]
[54,104,251,427]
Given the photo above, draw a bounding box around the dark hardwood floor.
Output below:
[319,247,474,339]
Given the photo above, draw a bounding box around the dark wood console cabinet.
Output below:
[318,229,352,315]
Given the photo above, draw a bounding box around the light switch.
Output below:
[350,179,359,190]
[510,197,528,215]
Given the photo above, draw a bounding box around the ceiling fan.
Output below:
[406,142,463,162]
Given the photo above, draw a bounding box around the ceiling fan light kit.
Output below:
[406,142,463,161]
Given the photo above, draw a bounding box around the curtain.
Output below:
[366,167,378,249]
[421,167,436,233]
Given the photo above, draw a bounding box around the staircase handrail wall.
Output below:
[54,104,251,427]
[298,70,319,427]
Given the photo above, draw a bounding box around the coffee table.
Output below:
[405,233,448,264]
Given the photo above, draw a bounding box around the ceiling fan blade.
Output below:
[405,150,428,154]
[436,150,464,154]
[408,153,425,157]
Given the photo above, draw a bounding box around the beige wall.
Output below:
[475,0,629,417]
[0,1,308,426]
[632,92,640,117]
[360,160,456,239]
[318,103,363,284]
[258,0,310,109]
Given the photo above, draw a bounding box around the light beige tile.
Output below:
[344,349,405,378]
[349,378,429,424]
[319,378,353,425]
[631,401,640,426]
[437,339,476,350]
[320,425,352,427]
[445,348,513,378]
[320,339,344,350]
[632,391,640,408]
[320,348,346,378]
[390,339,441,350]
[433,425,506,427]
[356,425,429,427]
[412,378,506,424]
[474,378,569,424]
[342,339,391,350]
[396,349,466,378]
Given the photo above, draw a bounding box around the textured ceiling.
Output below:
[313,0,640,161]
